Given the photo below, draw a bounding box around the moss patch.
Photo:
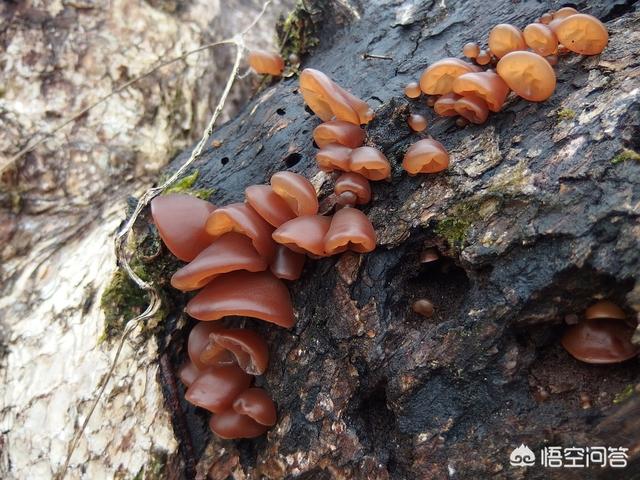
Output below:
[613,384,635,404]
[100,265,149,342]
[276,0,321,60]
[162,170,215,200]
[436,202,478,250]
[556,108,576,121]
[611,148,640,164]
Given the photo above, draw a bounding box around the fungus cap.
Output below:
[488,24,526,58]
[186,271,295,327]
[316,144,353,173]
[334,173,372,205]
[208,328,270,375]
[178,361,202,387]
[313,121,365,149]
[407,113,428,132]
[463,42,480,59]
[419,58,480,95]
[150,193,216,261]
[413,299,434,318]
[233,388,277,426]
[475,50,492,66]
[349,146,391,181]
[496,51,556,102]
[584,300,626,321]
[404,81,422,99]
[433,93,460,117]
[171,233,267,291]
[523,23,559,56]
[454,96,489,124]
[270,244,306,281]
[209,409,268,439]
[402,139,450,175]
[185,365,252,413]
[561,319,639,364]
[271,171,319,216]
[452,71,509,112]
[188,322,227,371]
[272,215,332,257]
[248,50,284,76]
[553,7,579,20]
[324,207,376,255]
[553,14,608,55]
[205,203,276,261]
[245,185,296,228]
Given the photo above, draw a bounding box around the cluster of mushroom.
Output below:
[562,300,639,365]
[404,7,608,127]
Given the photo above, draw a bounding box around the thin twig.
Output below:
[56,1,272,477]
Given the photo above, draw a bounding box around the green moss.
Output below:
[276,0,321,60]
[133,450,168,480]
[436,202,478,250]
[556,108,576,121]
[163,170,215,200]
[612,148,640,165]
[487,161,528,194]
[613,384,635,404]
[100,266,149,342]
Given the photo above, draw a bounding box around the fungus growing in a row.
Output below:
[171,233,267,291]
[185,364,252,413]
[334,173,372,206]
[561,300,639,364]
[202,328,270,375]
[248,50,285,76]
[488,24,526,58]
[210,387,277,439]
[523,23,558,56]
[186,270,295,327]
[419,58,480,95]
[463,42,480,59]
[404,81,422,99]
[205,203,276,261]
[413,299,434,318]
[313,120,365,149]
[245,185,296,228]
[407,113,428,132]
[452,71,510,112]
[553,14,608,55]
[454,96,489,124]
[496,51,556,102]
[316,145,391,181]
[271,171,319,216]
[324,207,376,255]
[272,215,332,257]
[270,244,306,281]
[299,68,374,125]
[150,193,216,262]
[475,50,492,66]
[433,93,460,117]
[402,139,450,175]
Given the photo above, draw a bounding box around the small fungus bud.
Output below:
[248,50,285,76]
[404,81,422,98]
[402,139,450,175]
[407,113,428,132]
[463,42,480,59]
[475,50,492,66]
[413,299,434,318]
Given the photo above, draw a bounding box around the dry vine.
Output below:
[55,2,272,477]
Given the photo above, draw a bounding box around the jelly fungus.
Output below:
[553,14,608,55]
[497,51,556,102]
[553,7,579,20]
[233,388,278,426]
[523,23,559,56]
[488,24,526,58]
[205,203,276,261]
[150,193,215,262]
[313,120,365,149]
[171,233,267,291]
[184,365,252,413]
[271,171,319,216]
[402,139,450,175]
[454,95,489,124]
[245,185,296,228]
[186,271,295,328]
[334,173,372,205]
[206,329,270,375]
[584,300,626,320]
[179,362,201,387]
[452,71,509,112]
[349,146,392,181]
[272,215,332,257]
[463,42,480,59]
[407,113,428,132]
[433,93,460,117]
[419,58,480,95]
[188,322,226,371]
[413,299,434,318]
[270,245,306,281]
[324,207,376,255]
[209,409,268,439]
[299,68,374,124]
[539,12,553,25]
[475,50,492,66]
[562,320,639,364]
[316,144,352,173]
[404,81,422,98]
[248,49,284,76]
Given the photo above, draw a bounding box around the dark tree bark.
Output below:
[150,1,640,478]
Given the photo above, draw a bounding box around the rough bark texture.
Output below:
[150,1,640,479]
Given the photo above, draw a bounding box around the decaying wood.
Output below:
[148,0,640,478]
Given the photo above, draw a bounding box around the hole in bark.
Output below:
[221,157,229,166]
[276,108,286,116]
[349,380,397,454]
[283,152,302,167]
[304,105,314,115]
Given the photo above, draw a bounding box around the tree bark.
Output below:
[154,1,640,479]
